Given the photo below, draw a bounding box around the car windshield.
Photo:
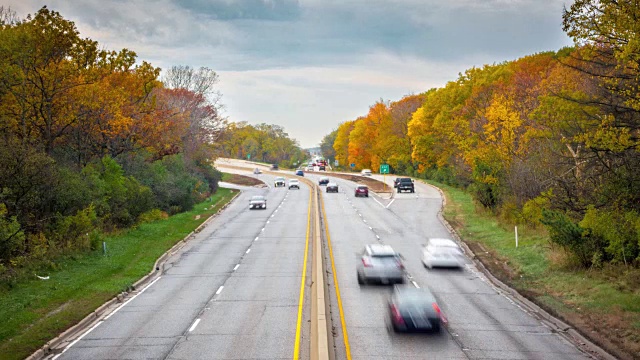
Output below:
[399,178,412,182]
[328,183,337,186]
[251,196,265,201]
[289,179,298,183]
[357,186,367,190]
[394,288,434,306]
[276,177,285,181]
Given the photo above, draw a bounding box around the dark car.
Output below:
[319,165,326,171]
[397,178,414,193]
[295,169,304,176]
[270,164,279,170]
[354,185,369,197]
[388,286,443,333]
[319,177,329,186]
[326,182,339,193]
[393,178,401,188]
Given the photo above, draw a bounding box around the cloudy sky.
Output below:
[8,0,574,148]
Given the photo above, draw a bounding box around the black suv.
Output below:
[397,178,414,193]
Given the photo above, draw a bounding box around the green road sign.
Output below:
[247,154,251,160]
[380,164,390,174]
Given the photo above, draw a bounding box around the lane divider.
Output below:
[319,191,352,360]
[292,184,312,360]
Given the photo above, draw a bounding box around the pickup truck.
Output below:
[396,178,414,193]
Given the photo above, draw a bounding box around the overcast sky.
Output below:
[8,0,574,148]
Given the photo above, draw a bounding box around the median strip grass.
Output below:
[0,188,238,360]
[431,180,640,359]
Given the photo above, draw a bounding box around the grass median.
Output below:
[431,180,640,359]
[0,187,238,360]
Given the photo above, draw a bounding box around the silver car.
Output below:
[249,195,267,210]
[356,244,405,285]
[421,238,465,269]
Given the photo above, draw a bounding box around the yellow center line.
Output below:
[319,192,352,360]
[293,185,312,360]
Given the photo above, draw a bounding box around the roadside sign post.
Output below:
[350,163,355,171]
[380,164,389,191]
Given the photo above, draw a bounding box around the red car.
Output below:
[355,185,369,197]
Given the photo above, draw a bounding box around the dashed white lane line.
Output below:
[411,281,420,288]
[267,220,270,224]
[189,318,201,332]
[376,235,380,239]
[363,219,367,223]
[216,286,224,295]
[246,248,251,254]
[233,264,240,271]
[369,226,373,230]
[358,213,362,217]
[255,236,259,241]
[386,199,396,208]
[261,228,265,232]
[52,276,163,359]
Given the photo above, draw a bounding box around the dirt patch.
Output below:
[318,172,392,193]
[221,173,265,187]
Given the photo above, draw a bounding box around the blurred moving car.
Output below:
[270,164,279,170]
[318,177,329,185]
[421,238,465,269]
[361,169,372,176]
[354,185,369,197]
[319,165,326,171]
[253,168,262,174]
[288,179,300,189]
[307,164,314,171]
[249,195,267,210]
[274,177,286,187]
[326,182,339,193]
[295,169,304,176]
[397,178,415,193]
[356,244,404,285]
[388,286,443,333]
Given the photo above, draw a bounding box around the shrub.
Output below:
[137,209,168,224]
[541,209,605,267]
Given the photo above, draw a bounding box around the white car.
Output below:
[421,238,465,269]
[274,177,286,187]
[361,169,372,176]
[288,179,300,189]
[249,195,267,210]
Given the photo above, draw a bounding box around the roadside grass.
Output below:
[0,188,237,360]
[221,172,265,186]
[429,180,640,358]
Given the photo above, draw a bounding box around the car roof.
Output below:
[428,238,460,247]
[393,286,436,303]
[251,195,265,200]
[320,176,329,180]
[327,182,337,186]
[275,177,285,180]
[367,244,396,256]
[356,185,368,188]
[289,178,299,182]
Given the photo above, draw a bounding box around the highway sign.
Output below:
[350,163,355,168]
[380,164,390,174]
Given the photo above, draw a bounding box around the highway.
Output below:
[53,169,312,360]
[305,170,590,360]
[50,160,593,360]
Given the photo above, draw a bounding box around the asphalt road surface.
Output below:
[307,171,591,360]
[54,170,312,360]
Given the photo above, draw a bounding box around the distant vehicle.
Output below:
[354,185,369,197]
[307,164,314,171]
[249,195,267,210]
[356,244,404,285]
[397,178,415,193]
[288,179,300,189]
[270,164,279,170]
[295,169,304,176]
[388,286,443,333]
[253,168,262,174]
[318,165,326,171]
[318,177,329,185]
[421,238,465,269]
[326,182,339,193]
[274,177,286,187]
[361,169,372,176]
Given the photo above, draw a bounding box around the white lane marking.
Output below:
[216,286,224,295]
[376,235,380,239]
[386,199,396,208]
[255,237,259,241]
[105,276,162,320]
[53,276,163,359]
[275,209,278,213]
[233,264,240,271]
[189,318,201,332]
[411,281,420,288]
[369,226,373,230]
[371,196,385,208]
[363,219,367,223]
[261,228,265,232]
[358,213,362,217]
[267,220,270,224]
[246,249,251,254]
[271,215,274,218]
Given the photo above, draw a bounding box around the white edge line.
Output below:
[411,281,420,288]
[54,276,162,359]
[233,264,240,271]
[216,286,224,295]
[371,196,385,208]
[104,276,162,320]
[386,199,396,208]
[189,318,201,332]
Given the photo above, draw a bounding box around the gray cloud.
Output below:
[5,0,573,147]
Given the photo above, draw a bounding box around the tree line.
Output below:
[0,7,226,281]
[326,1,640,268]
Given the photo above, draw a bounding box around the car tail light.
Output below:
[362,257,372,267]
[390,304,404,325]
[433,303,448,324]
